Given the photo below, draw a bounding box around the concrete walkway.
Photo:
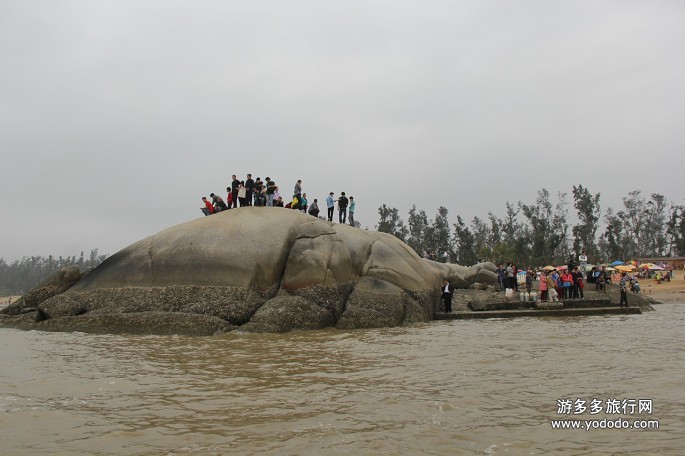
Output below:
[435,306,641,320]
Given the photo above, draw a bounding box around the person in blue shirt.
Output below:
[348,196,356,226]
[326,192,335,222]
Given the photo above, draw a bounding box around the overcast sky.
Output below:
[1,1,684,261]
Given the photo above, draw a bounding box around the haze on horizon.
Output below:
[1,1,684,261]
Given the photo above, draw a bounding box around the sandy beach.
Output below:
[0,296,20,309]
[635,275,685,303]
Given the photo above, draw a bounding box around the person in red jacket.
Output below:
[201,197,214,216]
[561,270,574,300]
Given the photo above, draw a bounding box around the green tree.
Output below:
[674,205,685,255]
[0,249,108,295]
[666,205,684,255]
[407,205,429,255]
[376,204,408,241]
[520,190,569,266]
[644,194,669,256]
[500,202,530,265]
[599,207,627,261]
[424,206,452,260]
[571,184,601,259]
[552,191,571,263]
[615,190,645,258]
[453,215,477,265]
[471,216,493,262]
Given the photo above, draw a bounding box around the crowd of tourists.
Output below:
[495,260,635,306]
[199,174,357,226]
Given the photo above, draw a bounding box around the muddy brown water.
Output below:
[1,304,683,455]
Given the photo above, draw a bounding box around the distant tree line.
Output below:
[376,186,685,267]
[0,249,108,295]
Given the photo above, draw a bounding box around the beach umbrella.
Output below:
[649,265,664,270]
[615,265,636,272]
[556,265,568,271]
[543,265,555,271]
[640,263,656,269]
[605,267,616,272]
[609,260,624,267]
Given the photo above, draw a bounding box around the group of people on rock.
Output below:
[199,174,357,226]
[324,191,355,225]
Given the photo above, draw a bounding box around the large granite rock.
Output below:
[1,208,498,335]
[1,265,82,316]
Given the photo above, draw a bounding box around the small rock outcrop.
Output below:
[1,208,498,335]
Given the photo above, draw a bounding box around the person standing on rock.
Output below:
[245,174,254,206]
[338,192,349,224]
[231,175,240,208]
[326,192,335,221]
[441,278,453,313]
[226,186,234,209]
[294,179,302,200]
[265,177,276,206]
[238,181,247,207]
[348,196,355,226]
[253,178,264,206]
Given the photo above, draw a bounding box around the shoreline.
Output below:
[632,279,685,303]
[2,282,684,307]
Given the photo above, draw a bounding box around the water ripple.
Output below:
[0,304,683,455]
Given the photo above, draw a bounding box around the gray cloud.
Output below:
[1,1,684,260]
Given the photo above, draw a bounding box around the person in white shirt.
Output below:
[441,278,453,313]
